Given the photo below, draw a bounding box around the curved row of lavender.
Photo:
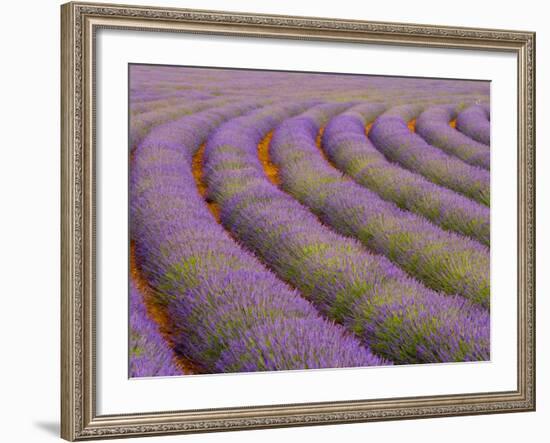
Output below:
[203,102,490,364]
[379,103,424,122]
[322,104,490,245]
[271,105,490,308]
[130,97,242,151]
[369,109,490,206]
[456,104,491,145]
[415,105,490,170]
[129,280,181,377]
[130,65,491,374]
[131,100,383,373]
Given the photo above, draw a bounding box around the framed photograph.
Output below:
[61,1,536,440]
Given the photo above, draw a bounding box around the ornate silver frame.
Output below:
[61,1,536,440]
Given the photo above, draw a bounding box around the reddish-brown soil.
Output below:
[192,143,221,222]
[315,126,332,163]
[365,122,374,136]
[258,131,280,185]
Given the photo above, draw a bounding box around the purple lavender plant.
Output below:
[271,107,490,308]
[369,112,490,206]
[130,91,213,116]
[456,104,491,145]
[204,102,490,364]
[130,98,226,150]
[379,103,424,121]
[415,105,490,169]
[129,280,181,378]
[322,105,490,245]
[131,101,384,374]
[129,66,492,370]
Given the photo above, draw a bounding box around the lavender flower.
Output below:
[271,107,490,308]
[204,102,490,364]
[322,105,490,245]
[131,101,384,374]
[369,112,490,206]
[130,66,492,369]
[130,98,229,150]
[129,280,181,377]
[456,104,491,145]
[415,105,490,169]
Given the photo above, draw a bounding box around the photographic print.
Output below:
[129,65,491,378]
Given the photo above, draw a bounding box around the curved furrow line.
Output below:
[192,143,221,222]
[257,131,279,185]
[456,104,491,146]
[415,105,490,170]
[272,106,490,308]
[369,109,490,206]
[321,104,490,245]
[204,102,489,364]
[131,100,382,373]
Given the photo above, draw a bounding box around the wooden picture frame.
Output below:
[61,1,535,440]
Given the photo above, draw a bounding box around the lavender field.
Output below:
[129,64,491,377]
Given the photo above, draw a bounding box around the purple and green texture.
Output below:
[129,65,492,376]
[129,280,182,378]
[321,104,490,245]
[415,105,490,170]
[131,101,384,373]
[130,97,226,151]
[203,103,490,364]
[369,111,490,206]
[456,104,491,145]
[271,106,490,308]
